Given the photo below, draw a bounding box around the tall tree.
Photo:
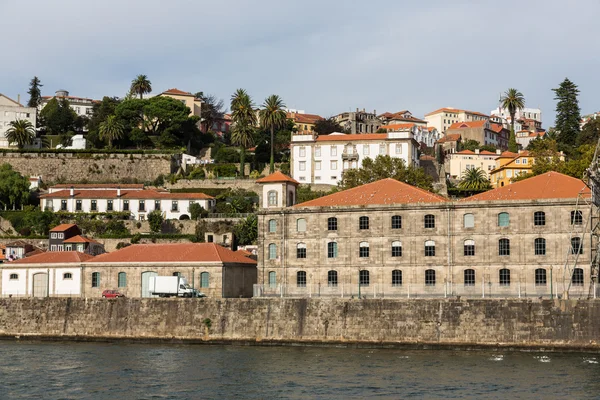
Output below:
[314,117,344,135]
[500,88,525,152]
[259,95,287,173]
[99,115,125,148]
[194,92,225,133]
[553,78,581,148]
[130,75,152,99]
[27,76,43,108]
[5,120,36,149]
[0,164,30,210]
[39,97,78,134]
[230,89,257,176]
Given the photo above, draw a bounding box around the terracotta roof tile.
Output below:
[288,112,323,124]
[256,171,299,185]
[63,235,100,244]
[51,184,144,189]
[479,150,498,155]
[461,172,590,202]
[7,251,94,264]
[498,151,519,158]
[161,88,194,96]
[40,189,213,200]
[381,123,415,131]
[448,120,487,129]
[425,107,489,118]
[456,150,476,155]
[87,243,256,265]
[294,178,447,208]
[315,133,388,142]
[436,133,461,143]
[49,223,79,232]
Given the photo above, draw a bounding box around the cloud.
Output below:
[1,0,599,123]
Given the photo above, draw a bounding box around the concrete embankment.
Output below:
[0,298,599,350]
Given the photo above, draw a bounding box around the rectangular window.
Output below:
[395,144,402,154]
[498,212,510,227]
[51,233,57,239]
[171,201,178,212]
[296,245,306,259]
[299,147,306,157]
[118,272,127,288]
[424,214,435,229]
[155,200,161,210]
[534,212,545,226]
[139,200,145,212]
[571,210,583,225]
[91,200,97,211]
[391,215,402,229]
[425,242,435,257]
[464,240,475,256]
[327,242,338,258]
[61,200,67,211]
[107,200,113,212]
[359,216,369,230]
[330,146,337,156]
[299,161,306,171]
[315,161,321,170]
[58,233,64,239]
[315,146,321,157]
[123,200,129,211]
[363,146,370,155]
[91,272,100,288]
[75,200,82,211]
[331,161,337,170]
[328,217,337,231]
[464,270,475,286]
[379,144,386,155]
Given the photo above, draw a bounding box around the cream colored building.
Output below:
[0,94,37,148]
[447,149,500,180]
[425,107,489,133]
[256,171,593,299]
[159,88,203,128]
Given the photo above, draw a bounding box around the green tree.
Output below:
[194,92,225,133]
[147,209,164,233]
[259,94,287,173]
[314,117,344,135]
[458,168,491,191]
[233,214,258,245]
[230,89,257,176]
[5,120,36,148]
[500,88,525,152]
[130,74,152,99]
[339,155,434,191]
[553,78,581,148]
[0,164,30,210]
[578,118,600,146]
[27,76,43,125]
[98,115,125,148]
[459,139,481,152]
[88,96,121,133]
[189,203,208,220]
[39,97,77,134]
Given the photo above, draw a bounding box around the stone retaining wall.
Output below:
[0,298,599,350]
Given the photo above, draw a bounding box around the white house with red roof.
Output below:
[40,89,98,119]
[290,131,420,186]
[40,184,215,220]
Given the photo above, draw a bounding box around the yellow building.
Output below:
[424,107,489,133]
[159,88,203,121]
[287,111,324,134]
[489,151,534,188]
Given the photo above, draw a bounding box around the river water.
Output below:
[0,342,599,399]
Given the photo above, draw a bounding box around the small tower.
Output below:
[256,172,299,209]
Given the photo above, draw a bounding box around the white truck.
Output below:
[148,276,204,298]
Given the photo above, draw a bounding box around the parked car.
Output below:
[102,290,125,298]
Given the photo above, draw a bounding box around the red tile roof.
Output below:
[256,171,299,185]
[479,150,498,155]
[161,88,194,97]
[236,249,253,257]
[7,251,94,264]
[489,123,505,133]
[380,123,415,131]
[419,155,436,161]
[436,133,461,143]
[448,120,487,129]
[498,151,519,158]
[288,112,323,124]
[315,133,388,142]
[41,189,214,200]
[461,172,589,202]
[51,184,144,189]
[295,178,447,208]
[63,235,100,244]
[50,224,79,232]
[87,243,256,265]
[425,107,489,118]
[456,150,476,155]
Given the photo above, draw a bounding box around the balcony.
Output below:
[342,150,359,162]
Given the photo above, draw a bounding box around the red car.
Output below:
[102,290,125,298]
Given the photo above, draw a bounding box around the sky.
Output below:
[1,0,599,126]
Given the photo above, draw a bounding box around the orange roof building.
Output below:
[288,111,324,133]
[424,106,490,135]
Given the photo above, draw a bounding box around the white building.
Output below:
[424,107,489,134]
[446,149,500,180]
[0,94,37,148]
[40,90,97,119]
[380,123,440,147]
[56,134,86,150]
[490,106,542,124]
[290,131,420,186]
[40,184,215,220]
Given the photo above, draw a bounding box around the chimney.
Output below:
[117,186,121,197]
[374,109,376,115]
[70,186,74,197]
[475,149,480,154]
[496,149,501,155]
[17,94,20,105]
[356,108,359,112]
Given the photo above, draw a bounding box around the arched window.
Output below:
[534,211,545,226]
[328,217,338,231]
[296,218,307,232]
[424,214,435,229]
[268,219,277,233]
[425,269,436,286]
[499,268,510,286]
[499,238,510,256]
[464,239,475,256]
[572,268,584,286]
[63,272,73,280]
[359,216,369,230]
[327,242,338,258]
[91,272,100,288]
[297,271,307,287]
[534,238,546,255]
[268,190,278,206]
[387,241,400,258]
[463,213,474,228]
[571,210,583,225]
[392,270,402,287]
[328,270,338,287]
[391,215,402,229]
[268,271,277,288]
[498,212,510,227]
[535,268,547,286]
[118,272,127,287]
[464,269,475,286]
[425,240,435,257]
[200,272,209,288]
[268,243,277,260]
[296,243,307,259]
[571,237,583,254]
[9,273,18,280]
[359,270,370,287]
[359,242,369,258]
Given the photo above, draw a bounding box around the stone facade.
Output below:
[0,152,177,183]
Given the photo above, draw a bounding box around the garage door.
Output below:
[141,271,158,298]
[32,273,48,297]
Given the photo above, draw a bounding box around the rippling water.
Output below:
[0,341,599,399]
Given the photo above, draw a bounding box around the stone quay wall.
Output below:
[1,298,599,350]
[0,152,176,183]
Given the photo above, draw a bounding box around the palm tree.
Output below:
[458,168,491,191]
[130,75,152,99]
[259,95,287,173]
[5,120,35,149]
[99,115,125,148]
[500,88,525,152]
[230,89,257,177]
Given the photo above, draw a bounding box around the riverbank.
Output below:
[0,298,598,351]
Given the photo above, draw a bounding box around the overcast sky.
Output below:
[1,0,599,125]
